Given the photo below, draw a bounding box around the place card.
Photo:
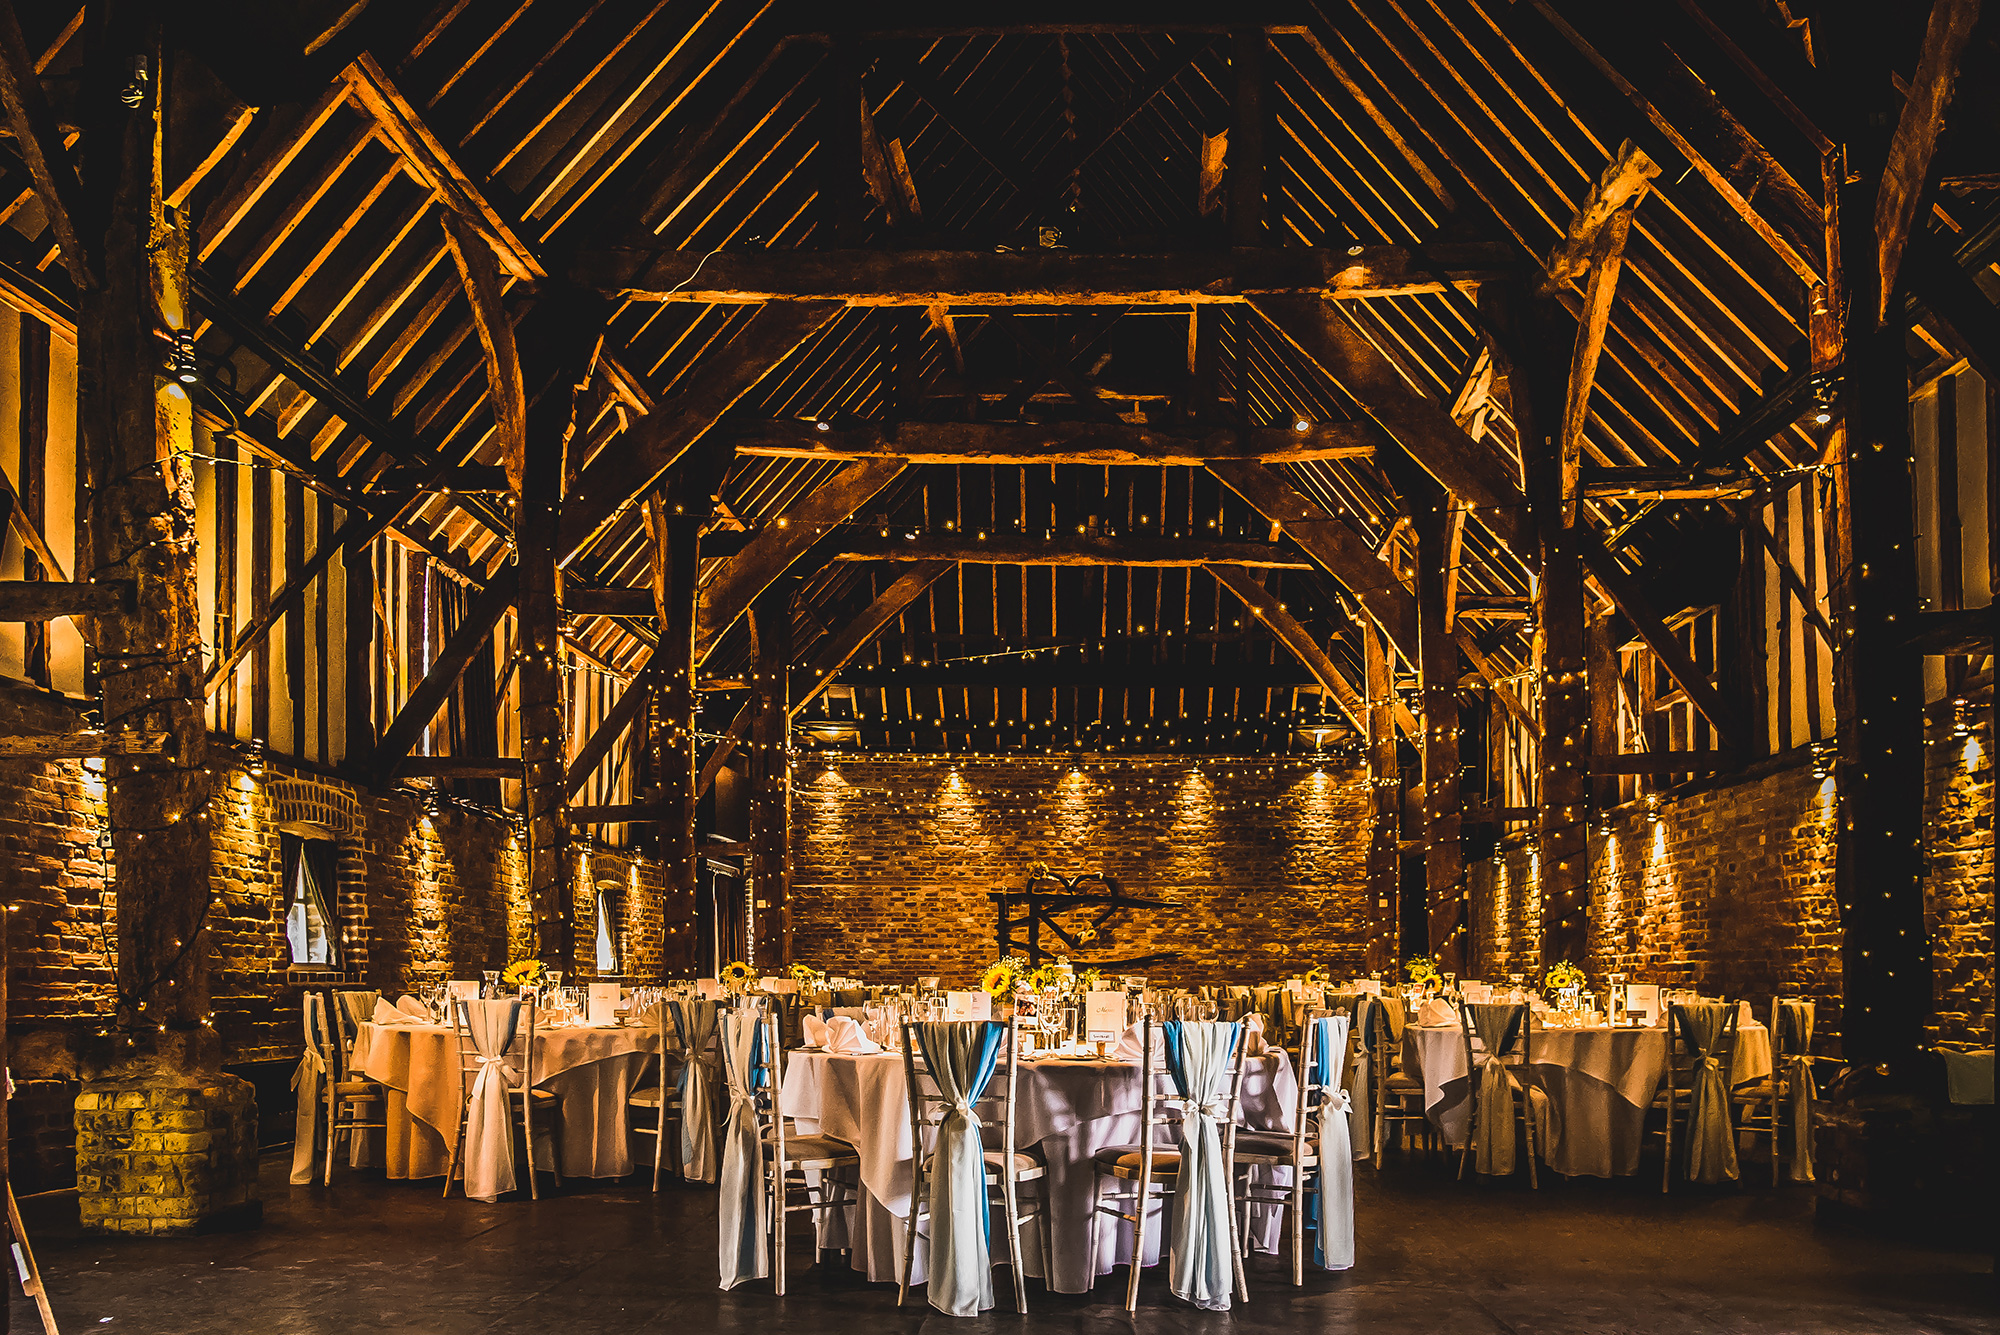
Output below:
[1354,979,1382,996]
[945,991,991,1020]
[447,980,480,1002]
[696,978,722,999]
[1624,984,1660,1026]
[1084,990,1124,1042]
[587,983,621,1026]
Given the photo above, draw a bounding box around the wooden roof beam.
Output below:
[827,533,1315,568]
[1205,563,1368,734]
[692,459,907,663]
[368,565,520,780]
[734,418,1381,465]
[559,301,844,567]
[1570,527,1740,743]
[0,0,90,288]
[1875,0,1983,328]
[575,243,1519,305]
[439,211,527,490]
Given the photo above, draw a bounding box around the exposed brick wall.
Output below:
[788,754,1370,988]
[1470,753,1845,1039]
[1,675,677,1190]
[1924,690,1993,1049]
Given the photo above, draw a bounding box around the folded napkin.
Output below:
[1112,1022,1166,1063]
[823,1015,881,1055]
[1241,1012,1269,1057]
[372,998,424,1026]
[397,995,429,1018]
[801,1013,831,1049]
[1415,997,1457,1028]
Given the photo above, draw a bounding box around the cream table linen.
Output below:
[1399,1020,1773,1178]
[779,1048,1296,1295]
[351,1020,660,1184]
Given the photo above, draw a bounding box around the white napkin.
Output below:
[1241,1012,1269,1056]
[1416,997,1457,1028]
[823,1015,881,1054]
[801,1013,831,1049]
[372,998,422,1026]
[1112,1022,1166,1063]
[396,995,429,1018]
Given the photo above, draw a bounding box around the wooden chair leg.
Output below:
[651,1107,665,1192]
[897,1160,922,1306]
[1124,1173,1147,1313]
[773,1168,788,1297]
[1000,1175,1028,1314]
[1291,1163,1306,1286]
[323,1089,337,1186]
[1522,1093,1539,1190]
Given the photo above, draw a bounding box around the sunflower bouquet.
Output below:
[719,960,754,992]
[980,954,1030,998]
[789,962,826,986]
[1544,961,1588,993]
[1404,956,1442,993]
[502,958,545,989]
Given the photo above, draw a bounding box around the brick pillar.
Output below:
[73,10,257,1236]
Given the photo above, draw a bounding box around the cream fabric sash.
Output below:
[1779,1000,1816,1182]
[288,993,329,1185]
[1466,1003,1524,1177]
[673,999,722,1183]
[1311,1015,1356,1270]
[716,1011,769,1290]
[916,1021,1007,1317]
[459,999,523,1202]
[1677,1002,1740,1185]
[1164,1021,1239,1312]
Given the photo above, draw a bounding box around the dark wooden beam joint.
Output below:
[0,579,132,619]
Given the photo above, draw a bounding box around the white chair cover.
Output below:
[459,999,523,1202]
[289,993,330,1185]
[672,999,721,1183]
[1308,1014,1355,1270]
[915,1020,1007,1317]
[1161,1020,1240,1312]
[1778,1000,1816,1181]
[1465,1003,1524,1177]
[1677,1002,1740,1185]
[1337,995,1373,1159]
[716,1010,769,1290]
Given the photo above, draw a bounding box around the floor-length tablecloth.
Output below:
[1400,1021,1773,1177]
[780,1049,1297,1294]
[352,1021,661,1182]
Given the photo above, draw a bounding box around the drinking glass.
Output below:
[481,970,500,999]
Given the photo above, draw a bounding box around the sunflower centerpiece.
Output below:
[503,958,545,998]
[719,960,754,995]
[1544,961,1588,1016]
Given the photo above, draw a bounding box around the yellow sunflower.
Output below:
[980,962,1015,997]
[720,961,753,987]
[502,959,544,987]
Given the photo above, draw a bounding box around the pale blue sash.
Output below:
[716,1010,769,1289]
[1161,1020,1241,1311]
[915,1021,1006,1317]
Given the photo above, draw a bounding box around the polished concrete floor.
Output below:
[14,1149,1993,1335]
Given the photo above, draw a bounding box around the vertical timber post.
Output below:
[1363,618,1401,974]
[1410,472,1466,972]
[748,581,793,967]
[647,489,701,977]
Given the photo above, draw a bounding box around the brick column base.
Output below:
[75,1074,261,1235]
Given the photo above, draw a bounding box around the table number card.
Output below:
[587,983,621,1026]
[1084,991,1124,1042]
[945,991,991,1020]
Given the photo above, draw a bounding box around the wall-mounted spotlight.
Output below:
[168,330,199,385]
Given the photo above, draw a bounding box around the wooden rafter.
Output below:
[693,459,907,663]
[734,418,1380,465]
[1874,0,1983,326]
[439,211,527,490]
[368,565,519,779]
[791,560,955,717]
[577,243,1517,305]
[1571,528,1739,743]
[0,0,90,288]
[1205,563,1367,734]
[827,533,1313,569]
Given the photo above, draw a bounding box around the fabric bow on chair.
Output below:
[1310,1014,1356,1270]
[1161,1020,1242,1312]
[1677,1002,1741,1185]
[672,999,722,1183]
[1466,1004,1523,1177]
[915,1020,1007,1317]
[460,1000,523,1202]
[288,994,329,1185]
[1778,1000,1816,1182]
[716,1010,769,1291]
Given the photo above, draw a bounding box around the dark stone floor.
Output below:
[13,1149,1993,1335]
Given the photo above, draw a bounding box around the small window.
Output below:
[282,834,339,967]
[594,886,620,974]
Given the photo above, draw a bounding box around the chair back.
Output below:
[1666,1000,1740,1084]
[900,1016,1018,1154]
[452,998,523,1086]
[303,989,346,1082]
[1457,1001,1531,1072]
[1160,1019,1249,1148]
[1772,996,1814,1059]
[1293,1009,1349,1154]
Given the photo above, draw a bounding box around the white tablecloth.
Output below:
[779,1048,1296,1294]
[1400,1020,1773,1178]
[352,1021,661,1183]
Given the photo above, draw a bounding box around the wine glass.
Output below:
[481,970,500,999]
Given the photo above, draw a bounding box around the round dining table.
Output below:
[779,1045,1298,1295]
[352,1020,661,1182]
[1400,1018,1773,1177]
